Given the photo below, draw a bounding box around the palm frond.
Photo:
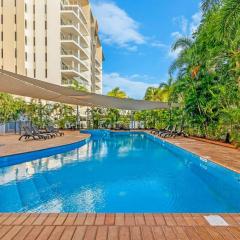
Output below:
[171,37,193,52]
[217,0,240,40]
[201,0,221,13]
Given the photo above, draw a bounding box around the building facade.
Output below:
[0,0,103,94]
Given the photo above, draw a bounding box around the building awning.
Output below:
[0,70,176,110]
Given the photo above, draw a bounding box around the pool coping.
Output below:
[145,132,240,175]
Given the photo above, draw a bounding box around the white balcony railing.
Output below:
[61,64,79,73]
[61,4,88,26]
[61,33,78,42]
[80,72,89,81]
[61,48,79,58]
[61,19,79,31]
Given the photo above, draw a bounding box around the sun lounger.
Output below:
[162,127,188,138]
[32,125,55,139]
[46,126,64,136]
[19,126,47,141]
[158,126,173,137]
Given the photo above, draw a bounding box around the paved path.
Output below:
[0,131,90,157]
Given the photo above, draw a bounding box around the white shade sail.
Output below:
[0,70,176,110]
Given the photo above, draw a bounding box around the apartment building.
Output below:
[0,0,103,94]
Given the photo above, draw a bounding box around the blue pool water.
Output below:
[0,131,239,213]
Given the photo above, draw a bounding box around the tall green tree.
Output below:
[107,87,127,98]
[165,0,240,143]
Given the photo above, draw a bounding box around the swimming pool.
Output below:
[0,131,239,213]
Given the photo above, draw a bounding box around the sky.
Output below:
[91,0,202,99]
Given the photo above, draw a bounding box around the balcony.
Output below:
[80,33,89,48]
[61,9,79,24]
[80,21,89,37]
[61,48,81,64]
[61,19,81,37]
[95,74,101,82]
[95,82,102,91]
[61,63,81,78]
[61,4,88,24]
[95,58,101,67]
[80,60,89,72]
[62,77,89,89]
[80,72,90,82]
[61,5,89,36]
[95,66,101,74]
[61,33,89,60]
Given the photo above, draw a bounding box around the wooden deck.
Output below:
[0,213,240,239]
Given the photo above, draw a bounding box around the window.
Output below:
[15,48,17,58]
[14,0,16,7]
[33,21,35,30]
[15,32,17,41]
[34,69,36,78]
[25,3,27,12]
[33,5,35,14]
[45,53,47,62]
[25,52,27,61]
[14,14,17,24]
[1,32,3,41]
[33,37,35,46]
[25,19,27,29]
[45,21,47,30]
[33,53,35,62]
[45,5,47,14]
[25,36,27,45]
[45,37,47,46]
[15,65,17,73]
[45,69,47,78]
[1,49,3,58]
[1,14,3,24]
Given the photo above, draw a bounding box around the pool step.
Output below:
[0,182,23,212]
[33,174,56,201]
[17,178,42,210]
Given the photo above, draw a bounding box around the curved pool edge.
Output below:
[0,134,91,168]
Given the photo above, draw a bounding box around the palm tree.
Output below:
[169,37,195,76]
[218,0,240,39]
[144,87,164,101]
[159,77,174,102]
[106,88,127,128]
[201,0,221,13]
[107,87,127,98]
[201,0,240,40]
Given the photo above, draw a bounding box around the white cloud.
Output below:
[190,12,202,34]
[169,11,202,59]
[103,73,158,99]
[172,11,202,39]
[173,16,188,35]
[92,1,145,50]
[150,41,168,49]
